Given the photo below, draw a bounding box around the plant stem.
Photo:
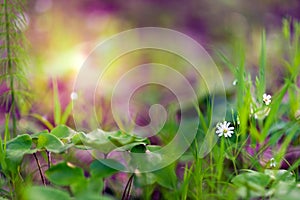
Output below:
[232,158,238,176]
[46,151,51,169]
[4,0,17,137]
[33,153,46,186]
[121,173,134,200]
[46,151,51,184]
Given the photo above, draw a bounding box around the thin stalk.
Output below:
[4,0,17,137]
[46,151,51,185]
[46,151,51,169]
[217,137,225,181]
[121,174,134,200]
[232,158,238,176]
[225,138,238,175]
[209,150,213,193]
[33,153,46,186]
[9,179,14,199]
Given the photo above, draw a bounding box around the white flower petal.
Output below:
[215,121,235,138]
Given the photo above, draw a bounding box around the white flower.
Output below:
[216,121,234,138]
[270,158,276,168]
[70,92,78,100]
[263,93,271,105]
[233,79,238,86]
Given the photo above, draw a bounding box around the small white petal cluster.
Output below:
[263,93,271,106]
[233,79,238,86]
[70,92,78,100]
[270,158,276,168]
[216,121,234,138]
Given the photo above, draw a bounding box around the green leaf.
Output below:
[75,194,113,200]
[256,29,266,100]
[134,172,157,186]
[264,169,295,182]
[71,131,86,145]
[71,176,104,197]
[61,101,73,125]
[74,129,148,153]
[70,178,89,196]
[23,186,70,200]
[274,181,300,199]
[232,170,271,187]
[86,176,104,194]
[31,130,49,139]
[108,131,149,147]
[45,162,84,186]
[231,170,272,198]
[5,134,34,173]
[29,114,54,130]
[146,145,162,152]
[36,132,65,153]
[282,18,291,40]
[51,124,75,139]
[6,134,32,157]
[130,144,146,153]
[114,142,147,152]
[82,129,118,153]
[261,82,289,142]
[152,163,177,189]
[53,79,61,126]
[90,159,125,178]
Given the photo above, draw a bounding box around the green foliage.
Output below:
[51,124,75,139]
[4,134,34,174]
[152,163,177,190]
[256,29,266,102]
[282,18,300,121]
[29,82,74,130]
[232,169,298,199]
[0,124,152,198]
[52,79,73,126]
[90,159,124,178]
[23,186,71,200]
[1,11,300,200]
[45,162,84,186]
[0,0,30,136]
[76,129,149,153]
[35,131,65,153]
[43,161,114,199]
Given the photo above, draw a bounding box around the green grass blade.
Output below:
[256,29,266,101]
[52,79,61,126]
[61,102,73,125]
[29,114,54,130]
[260,82,289,142]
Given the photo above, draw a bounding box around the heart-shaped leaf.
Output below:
[90,159,125,178]
[152,163,177,189]
[51,125,75,139]
[36,132,65,153]
[5,134,34,173]
[81,129,118,153]
[45,162,84,186]
[80,129,149,154]
[70,176,104,197]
